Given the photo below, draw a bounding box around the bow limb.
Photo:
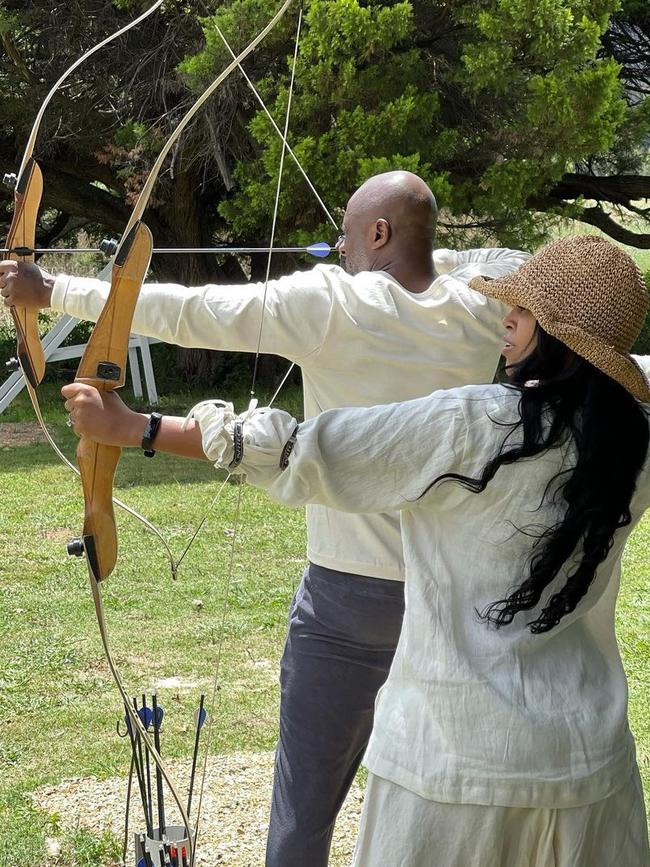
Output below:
[5,0,165,388]
[68,0,297,580]
[70,0,295,581]
[5,159,45,386]
[122,0,295,236]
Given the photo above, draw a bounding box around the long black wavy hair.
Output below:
[423,326,649,633]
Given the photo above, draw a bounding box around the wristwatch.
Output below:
[141,412,163,457]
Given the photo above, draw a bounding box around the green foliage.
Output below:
[112,120,150,151]
[185,0,634,251]
[62,827,121,866]
[216,0,434,241]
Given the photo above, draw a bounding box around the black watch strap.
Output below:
[141,412,163,457]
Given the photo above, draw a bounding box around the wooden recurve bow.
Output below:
[65,3,295,861]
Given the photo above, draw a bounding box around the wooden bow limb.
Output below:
[5,158,46,387]
[3,0,165,390]
[68,0,295,584]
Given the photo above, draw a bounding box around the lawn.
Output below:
[0,383,310,866]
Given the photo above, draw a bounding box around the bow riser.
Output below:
[76,222,154,388]
[6,158,45,387]
[69,221,153,582]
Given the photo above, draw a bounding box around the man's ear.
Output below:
[371,218,391,249]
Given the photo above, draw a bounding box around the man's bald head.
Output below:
[338,172,438,290]
[346,171,437,235]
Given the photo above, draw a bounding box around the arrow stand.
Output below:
[135,825,192,867]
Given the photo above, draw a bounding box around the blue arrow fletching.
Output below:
[137,859,146,867]
[195,706,208,730]
[306,241,332,258]
[138,706,154,729]
[153,705,164,729]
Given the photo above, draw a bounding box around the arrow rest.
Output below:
[100,237,118,256]
[5,357,20,373]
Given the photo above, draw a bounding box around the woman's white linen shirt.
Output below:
[188,383,650,808]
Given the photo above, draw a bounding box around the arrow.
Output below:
[140,694,154,835]
[152,693,166,838]
[186,695,207,820]
[122,702,153,838]
[1,241,334,257]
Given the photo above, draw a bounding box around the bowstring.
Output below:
[171,0,340,567]
[189,8,304,860]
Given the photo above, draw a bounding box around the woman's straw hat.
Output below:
[469,235,650,403]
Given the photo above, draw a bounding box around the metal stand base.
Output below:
[135,825,192,867]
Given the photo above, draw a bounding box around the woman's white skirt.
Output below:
[352,767,650,867]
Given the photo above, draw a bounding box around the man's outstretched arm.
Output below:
[0,259,334,361]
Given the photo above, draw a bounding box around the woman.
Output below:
[63,235,650,865]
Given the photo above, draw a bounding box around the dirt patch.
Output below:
[31,751,363,866]
[44,529,75,542]
[0,421,47,447]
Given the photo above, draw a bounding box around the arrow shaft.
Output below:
[152,693,166,838]
[3,245,333,255]
[186,696,206,820]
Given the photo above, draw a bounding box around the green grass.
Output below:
[0,385,649,865]
[0,384,307,866]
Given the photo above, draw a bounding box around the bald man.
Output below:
[1,171,529,866]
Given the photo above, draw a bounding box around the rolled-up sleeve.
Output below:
[189,392,469,515]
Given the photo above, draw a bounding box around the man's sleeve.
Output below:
[449,247,531,270]
[442,247,532,326]
[51,268,335,360]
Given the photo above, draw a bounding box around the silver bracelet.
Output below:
[229,420,244,468]
[279,425,299,469]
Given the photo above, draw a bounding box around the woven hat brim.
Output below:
[469,274,650,404]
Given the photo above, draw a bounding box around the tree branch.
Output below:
[530,194,650,248]
[549,173,650,205]
[576,207,650,248]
